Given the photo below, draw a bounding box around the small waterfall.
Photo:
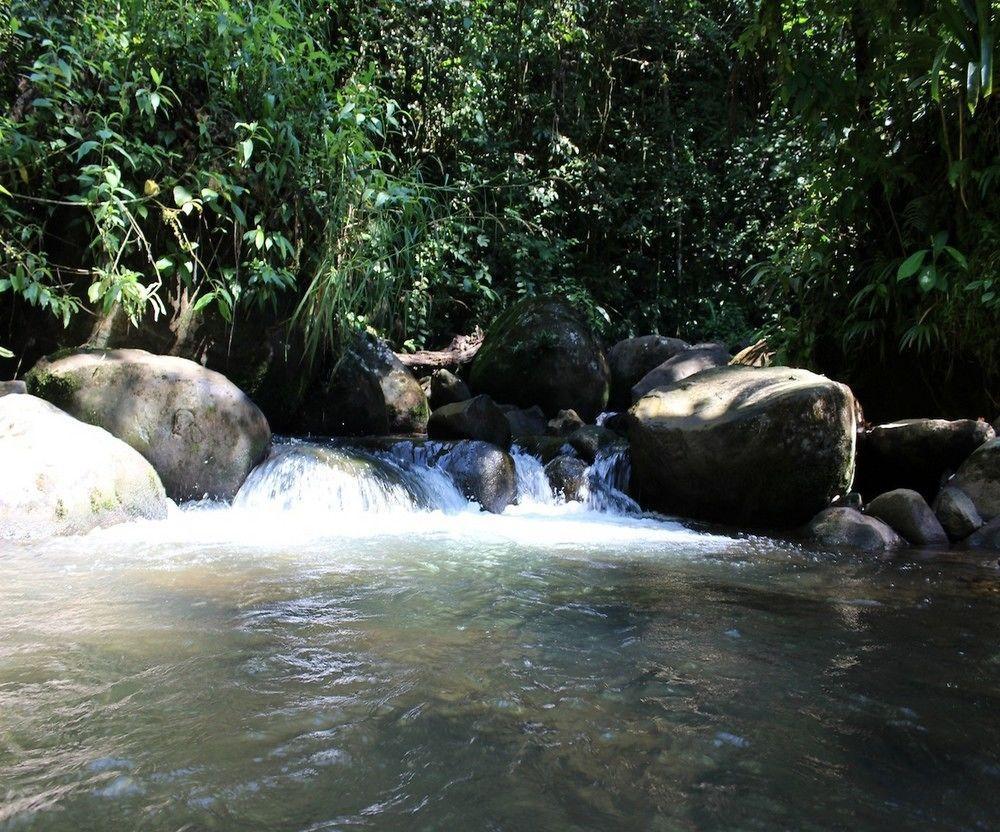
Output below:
[584,445,640,514]
[509,446,557,507]
[234,442,469,514]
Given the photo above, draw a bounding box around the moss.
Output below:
[24,367,82,409]
[54,499,67,521]
[89,488,118,514]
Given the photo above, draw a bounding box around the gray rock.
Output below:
[600,411,629,436]
[831,492,864,510]
[807,507,904,552]
[933,486,983,541]
[865,488,948,546]
[857,418,995,500]
[513,436,576,464]
[547,409,585,437]
[502,404,548,438]
[567,425,622,463]
[0,395,168,539]
[628,366,858,527]
[468,298,610,421]
[965,516,1000,550]
[630,343,731,402]
[607,335,690,409]
[0,380,26,397]
[26,348,271,502]
[438,440,516,513]
[951,438,1000,520]
[429,368,471,409]
[544,455,589,502]
[428,395,511,448]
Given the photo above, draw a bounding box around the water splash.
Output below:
[508,446,557,507]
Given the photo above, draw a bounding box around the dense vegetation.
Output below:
[0,0,996,413]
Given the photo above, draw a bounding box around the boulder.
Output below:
[806,507,904,552]
[965,516,1000,550]
[630,343,731,402]
[0,380,26,397]
[933,486,983,542]
[429,368,471,410]
[428,395,512,448]
[607,335,689,409]
[865,489,948,546]
[628,366,857,527]
[951,438,1000,521]
[831,492,864,510]
[0,395,168,539]
[600,411,629,437]
[26,348,270,502]
[567,425,622,463]
[468,298,610,420]
[438,440,516,513]
[544,455,589,502]
[502,404,548,438]
[513,436,576,464]
[547,409,585,437]
[856,418,995,500]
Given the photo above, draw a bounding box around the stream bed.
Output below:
[2,458,1000,830]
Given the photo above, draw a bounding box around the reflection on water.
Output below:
[1,507,999,831]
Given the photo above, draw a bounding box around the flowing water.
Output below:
[2,443,1000,831]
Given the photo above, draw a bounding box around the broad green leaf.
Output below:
[943,245,968,268]
[173,185,193,207]
[897,250,927,280]
[192,292,216,313]
[240,139,254,165]
[918,265,937,292]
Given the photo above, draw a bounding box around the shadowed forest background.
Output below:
[1,0,997,420]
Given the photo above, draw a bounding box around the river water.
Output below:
[1,444,999,831]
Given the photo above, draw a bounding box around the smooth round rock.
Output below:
[807,507,904,552]
[547,409,585,437]
[630,343,731,402]
[428,395,511,448]
[430,369,471,410]
[933,486,983,541]
[438,440,516,513]
[0,395,168,539]
[965,516,1000,550]
[607,335,689,409]
[502,405,548,438]
[951,438,1000,521]
[628,366,857,527]
[27,348,270,501]
[544,455,589,502]
[865,488,948,546]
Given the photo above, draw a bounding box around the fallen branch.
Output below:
[395,327,485,375]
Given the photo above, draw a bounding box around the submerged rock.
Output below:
[865,489,948,546]
[630,343,730,402]
[502,404,548,438]
[0,395,168,539]
[607,335,689,409]
[951,438,1000,521]
[544,455,589,502]
[429,368,471,409]
[27,348,271,502]
[438,440,516,513]
[628,366,857,527]
[468,297,609,420]
[856,418,995,500]
[806,507,904,552]
[428,395,511,448]
[933,486,983,541]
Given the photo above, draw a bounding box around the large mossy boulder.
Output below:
[0,395,168,539]
[951,438,1000,521]
[627,366,858,527]
[468,298,609,421]
[630,343,731,403]
[607,335,689,409]
[856,418,995,500]
[428,394,512,448]
[26,348,270,502]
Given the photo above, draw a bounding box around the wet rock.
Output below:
[502,404,548,438]
[567,425,621,464]
[630,343,731,402]
[933,486,983,541]
[468,297,610,420]
[806,507,904,552]
[428,395,511,448]
[0,395,168,539]
[607,335,690,409]
[429,368,471,409]
[0,380,26,397]
[26,348,271,501]
[600,412,629,437]
[831,492,863,510]
[513,436,576,464]
[965,516,1000,550]
[544,455,589,502]
[547,409,585,437]
[856,418,995,500]
[438,440,516,513]
[865,489,948,546]
[951,438,1000,521]
[628,366,857,527]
